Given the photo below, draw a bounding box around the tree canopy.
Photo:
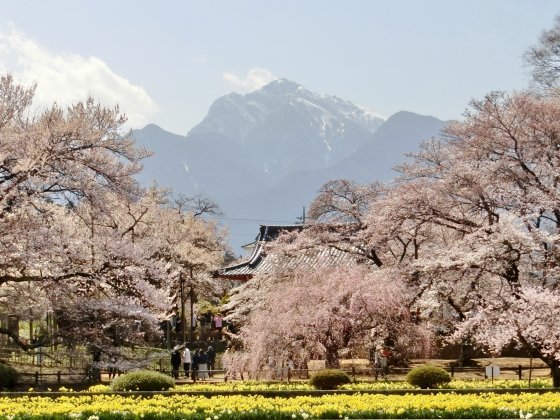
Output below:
[0,74,226,360]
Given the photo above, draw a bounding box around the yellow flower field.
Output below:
[0,391,560,419]
[169,378,552,392]
[81,378,553,394]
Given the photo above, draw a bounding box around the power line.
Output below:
[214,217,300,224]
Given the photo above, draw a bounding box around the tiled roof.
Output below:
[214,224,357,280]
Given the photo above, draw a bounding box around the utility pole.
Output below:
[189,286,195,346]
[296,206,306,224]
[189,265,196,346]
[180,273,186,344]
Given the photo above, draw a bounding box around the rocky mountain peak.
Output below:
[259,78,303,95]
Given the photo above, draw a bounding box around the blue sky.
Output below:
[0,1,558,134]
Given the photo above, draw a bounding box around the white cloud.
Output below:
[223,67,277,92]
[0,27,157,128]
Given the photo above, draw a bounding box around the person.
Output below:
[182,347,192,378]
[213,313,224,339]
[373,345,389,379]
[198,310,213,341]
[171,346,182,379]
[285,355,295,380]
[108,355,118,379]
[191,349,200,381]
[368,347,378,377]
[198,348,209,380]
[207,345,216,377]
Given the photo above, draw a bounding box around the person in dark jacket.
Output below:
[170,347,182,379]
[198,349,209,380]
[191,349,200,381]
[207,345,216,377]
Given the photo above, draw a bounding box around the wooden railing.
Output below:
[14,363,548,387]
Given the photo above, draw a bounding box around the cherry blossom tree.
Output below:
[276,180,388,267]
[0,74,226,361]
[226,19,560,385]
[525,14,560,92]
[387,91,560,384]
[228,265,432,375]
[257,88,560,384]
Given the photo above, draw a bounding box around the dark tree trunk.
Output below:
[456,342,477,367]
[324,347,339,369]
[551,360,560,388]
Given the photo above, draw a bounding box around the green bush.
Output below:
[406,364,451,389]
[111,370,175,391]
[309,369,351,390]
[0,363,19,390]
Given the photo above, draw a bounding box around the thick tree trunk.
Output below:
[456,343,476,367]
[325,348,339,369]
[551,360,560,388]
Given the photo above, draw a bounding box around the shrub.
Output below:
[111,370,175,391]
[0,363,19,390]
[309,369,351,390]
[87,384,110,392]
[406,364,451,389]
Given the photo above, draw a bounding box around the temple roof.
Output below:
[214,225,302,281]
[214,224,358,281]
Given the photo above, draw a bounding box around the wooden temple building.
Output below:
[213,224,356,284]
[213,224,302,283]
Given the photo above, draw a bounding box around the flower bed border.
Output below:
[1,387,559,398]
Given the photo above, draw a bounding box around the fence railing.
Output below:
[0,347,92,370]
[16,363,547,387]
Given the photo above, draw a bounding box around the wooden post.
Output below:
[34,371,39,385]
[518,365,522,380]
[166,320,171,350]
[450,365,454,377]
[57,371,61,385]
[528,357,533,387]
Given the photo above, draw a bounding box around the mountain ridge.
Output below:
[132,79,448,253]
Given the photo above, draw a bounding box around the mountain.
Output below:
[328,111,449,182]
[133,124,268,199]
[225,111,449,231]
[132,80,447,253]
[188,79,385,182]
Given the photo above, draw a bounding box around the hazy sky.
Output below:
[1,1,558,134]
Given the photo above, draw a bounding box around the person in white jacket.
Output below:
[182,347,192,378]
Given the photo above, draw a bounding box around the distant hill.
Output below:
[132,80,448,253]
[327,110,449,182]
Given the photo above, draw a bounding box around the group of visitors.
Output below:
[170,344,216,380]
[197,310,224,341]
[166,310,227,344]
